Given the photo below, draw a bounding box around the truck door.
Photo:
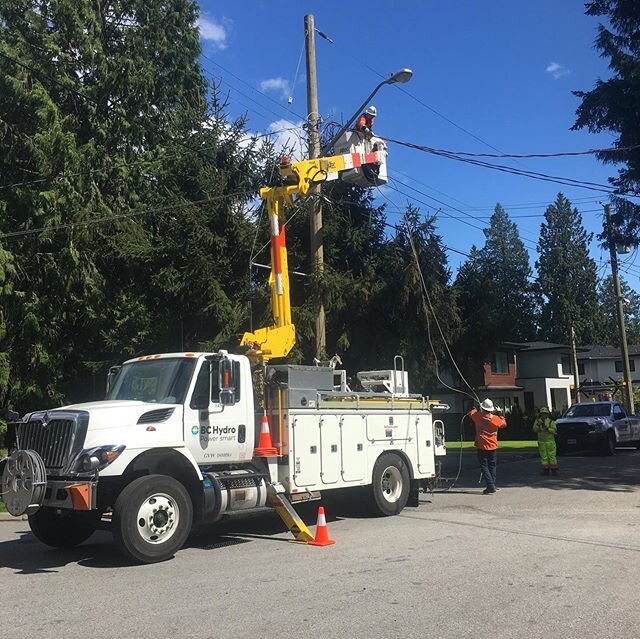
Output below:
[184,358,251,464]
[612,404,631,442]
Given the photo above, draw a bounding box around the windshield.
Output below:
[563,404,611,418]
[107,358,197,404]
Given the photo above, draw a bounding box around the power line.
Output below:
[0,191,255,242]
[315,30,528,167]
[384,136,640,197]
[398,141,640,160]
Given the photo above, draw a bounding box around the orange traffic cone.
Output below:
[308,506,335,546]
[254,414,278,456]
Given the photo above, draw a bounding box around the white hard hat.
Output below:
[366,105,377,117]
[480,398,495,412]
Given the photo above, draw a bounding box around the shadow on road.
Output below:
[0,500,352,573]
[436,447,640,493]
[3,450,638,573]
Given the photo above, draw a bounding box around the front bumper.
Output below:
[557,431,607,450]
[42,479,98,510]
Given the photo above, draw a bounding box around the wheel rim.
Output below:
[380,466,403,503]
[136,492,179,544]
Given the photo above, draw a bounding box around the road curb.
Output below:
[0,512,27,522]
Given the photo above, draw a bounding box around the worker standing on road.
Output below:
[355,105,376,136]
[533,406,558,476]
[468,399,507,494]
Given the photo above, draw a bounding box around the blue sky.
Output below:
[196,1,640,292]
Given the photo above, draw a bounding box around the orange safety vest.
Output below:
[469,408,507,450]
[356,114,374,131]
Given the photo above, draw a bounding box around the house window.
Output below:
[490,352,508,374]
[561,355,571,375]
[615,359,636,373]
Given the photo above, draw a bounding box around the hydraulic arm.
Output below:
[240,147,386,363]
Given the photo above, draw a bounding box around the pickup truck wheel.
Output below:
[28,507,101,548]
[113,474,193,564]
[369,453,410,516]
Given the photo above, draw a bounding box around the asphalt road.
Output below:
[2,449,640,639]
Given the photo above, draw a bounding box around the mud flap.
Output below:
[406,482,420,507]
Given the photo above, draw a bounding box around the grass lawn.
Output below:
[447,440,538,454]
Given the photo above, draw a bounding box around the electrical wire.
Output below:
[393,141,640,160]
[384,136,640,197]
[373,185,480,404]
[0,191,255,241]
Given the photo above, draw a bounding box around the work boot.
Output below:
[482,487,496,495]
[541,468,550,476]
[551,468,558,476]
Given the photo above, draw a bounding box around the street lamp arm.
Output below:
[320,68,413,155]
[321,80,387,155]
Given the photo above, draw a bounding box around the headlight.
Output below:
[592,418,608,431]
[72,445,125,474]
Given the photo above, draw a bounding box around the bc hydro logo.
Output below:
[191,425,199,436]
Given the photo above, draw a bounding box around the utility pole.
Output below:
[304,14,326,360]
[605,204,635,413]
[569,324,580,404]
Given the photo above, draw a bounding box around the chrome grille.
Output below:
[557,421,591,436]
[16,412,87,473]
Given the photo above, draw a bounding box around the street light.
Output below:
[321,68,414,154]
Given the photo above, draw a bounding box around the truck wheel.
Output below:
[28,507,101,548]
[369,453,410,516]
[113,474,193,564]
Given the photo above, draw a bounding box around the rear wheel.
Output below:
[29,507,101,548]
[369,453,410,516]
[113,474,193,564]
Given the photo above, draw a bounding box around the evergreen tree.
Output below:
[598,274,640,346]
[454,203,537,372]
[0,2,263,411]
[573,0,640,239]
[536,194,605,344]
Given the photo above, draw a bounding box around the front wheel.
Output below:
[369,453,411,516]
[29,507,101,548]
[113,475,193,564]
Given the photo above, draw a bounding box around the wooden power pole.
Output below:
[569,324,580,404]
[304,14,326,360]
[605,204,635,414]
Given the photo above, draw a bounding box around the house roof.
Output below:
[502,340,589,353]
[478,385,524,391]
[578,344,640,360]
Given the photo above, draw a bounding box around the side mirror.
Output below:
[106,365,121,397]
[218,356,237,406]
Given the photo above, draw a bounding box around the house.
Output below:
[576,344,640,398]
[435,341,588,418]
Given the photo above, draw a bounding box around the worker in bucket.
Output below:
[355,105,376,136]
[532,406,558,476]
[468,399,507,494]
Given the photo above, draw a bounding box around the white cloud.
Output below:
[259,77,291,101]
[198,15,227,49]
[238,119,306,165]
[546,62,571,79]
[266,119,306,160]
